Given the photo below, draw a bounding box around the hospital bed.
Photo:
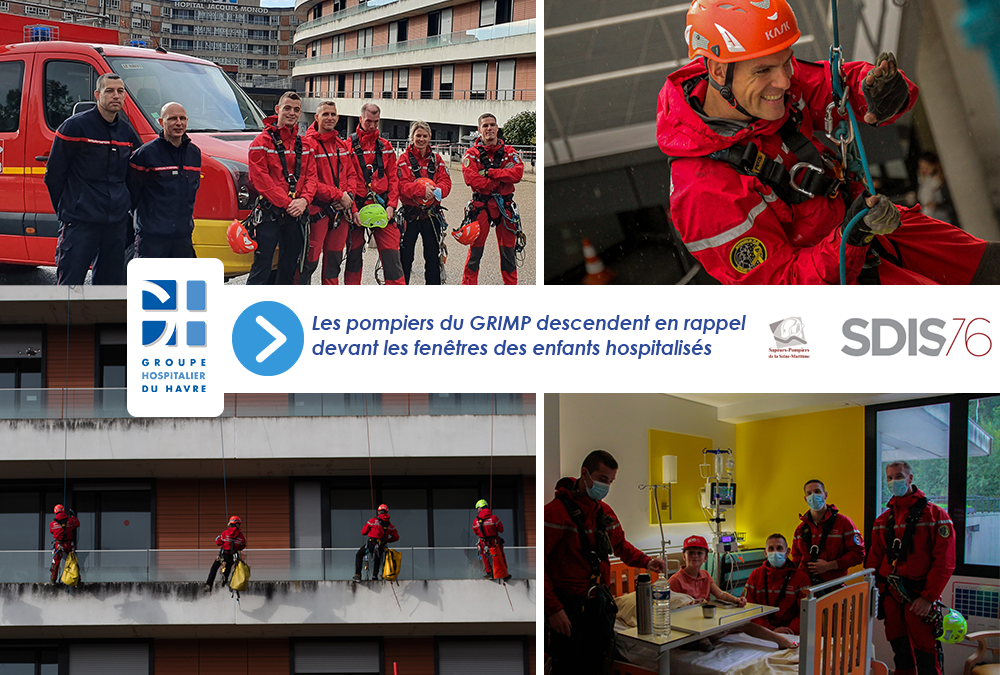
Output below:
[611,567,888,675]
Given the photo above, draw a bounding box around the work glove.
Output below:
[862,52,909,125]
[842,193,901,246]
[479,168,491,178]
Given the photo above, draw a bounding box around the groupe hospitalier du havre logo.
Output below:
[769,317,810,359]
[141,279,208,348]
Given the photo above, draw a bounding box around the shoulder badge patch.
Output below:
[730,237,767,273]
[854,533,861,545]
[938,524,950,538]
[463,157,471,168]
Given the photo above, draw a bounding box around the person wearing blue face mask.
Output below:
[866,461,955,675]
[791,479,865,585]
[743,533,811,637]
[544,449,667,674]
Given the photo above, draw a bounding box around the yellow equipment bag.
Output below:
[229,559,251,591]
[61,552,80,586]
[382,548,402,581]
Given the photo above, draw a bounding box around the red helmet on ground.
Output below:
[415,177,437,206]
[229,516,242,526]
[452,219,481,246]
[685,0,800,63]
[683,535,710,551]
[54,504,65,514]
[227,219,257,255]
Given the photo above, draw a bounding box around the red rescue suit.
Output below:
[656,58,988,284]
[790,504,865,583]
[473,507,505,577]
[216,526,247,552]
[866,488,956,675]
[461,139,524,285]
[743,562,811,634]
[397,144,452,285]
[345,126,403,285]
[361,515,399,543]
[300,124,363,284]
[49,512,80,582]
[544,477,651,616]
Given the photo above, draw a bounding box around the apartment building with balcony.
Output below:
[291,0,536,141]
[0,289,536,675]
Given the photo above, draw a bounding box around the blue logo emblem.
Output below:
[142,279,207,347]
[232,301,304,376]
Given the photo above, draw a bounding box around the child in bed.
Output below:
[669,535,798,650]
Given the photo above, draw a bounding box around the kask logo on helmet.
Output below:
[765,21,792,40]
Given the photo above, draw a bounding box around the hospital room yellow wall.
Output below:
[734,407,866,551]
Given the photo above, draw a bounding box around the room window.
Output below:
[420,65,433,100]
[496,58,515,101]
[396,68,408,99]
[364,71,373,98]
[352,72,361,98]
[437,639,528,674]
[382,69,392,99]
[470,61,487,100]
[439,64,453,100]
[332,34,345,53]
[292,641,379,674]
[357,27,373,50]
[479,0,495,27]
[867,394,1000,576]
[427,8,451,36]
[388,18,407,43]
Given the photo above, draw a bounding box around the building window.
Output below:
[25,6,51,16]
[337,73,346,97]
[141,18,150,29]
[396,68,407,98]
[292,641,379,674]
[0,646,58,671]
[142,2,150,12]
[43,59,98,130]
[358,27,373,50]
[310,41,317,58]
[0,61,24,132]
[496,0,513,24]
[388,18,407,43]
[0,328,43,418]
[131,18,142,28]
[0,1,9,9]
[437,640,528,674]
[479,0,495,27]
[440,64,453,100]
[867,395,1000,575]
[352,72,361,98]
[470,61,487,100]
[382,69,392,99]
[496,58,515,100]
[332,34,345,53]
[364,71,373,98]
[420,65,433,100]
[268,60,278,69]
[427,8,452,37]
[97,325,126,411]
[311,4,321,20]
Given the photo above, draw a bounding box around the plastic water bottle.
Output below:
[652,577,671,637]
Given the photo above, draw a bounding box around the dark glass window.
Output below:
[44,60,99,130]
[0,648,58,675]
[496,0,513,24]
[420,66,433,100]
[427,10,441,37]
[0,60,25,132]
[330,488,369,547]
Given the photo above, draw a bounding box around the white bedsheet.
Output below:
[616,632,799,675]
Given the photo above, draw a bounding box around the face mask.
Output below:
[767,551,787,567]
[806,493,826,511]
[584,474,610,501]
[887,479,909,498]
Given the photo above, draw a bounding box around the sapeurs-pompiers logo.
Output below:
[768,317,810,359]
[127,259,223,418]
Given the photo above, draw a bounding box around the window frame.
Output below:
[865,393,1000,579]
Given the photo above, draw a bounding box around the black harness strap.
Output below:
[885,495,929,568]
[314,136,341,189]
[801,507,840,562]
[556,494,606,586]
[470,142,507,203]
[352,132,384,184]
[764,565,796,625]
[408,148,436,180]
[266,127,303,198]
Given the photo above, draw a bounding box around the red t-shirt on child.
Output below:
[668,568,713,602]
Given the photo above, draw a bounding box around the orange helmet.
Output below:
[54,504,65,514]
[451,219,481,246]
[227,219,257,255]
[685,0,800,63]
[415,177,437,206]
[229,516,242,526]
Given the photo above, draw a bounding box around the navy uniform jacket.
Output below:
[128,132,201,237]
[45,106,142,225]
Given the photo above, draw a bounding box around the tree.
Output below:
[502,110,535,146]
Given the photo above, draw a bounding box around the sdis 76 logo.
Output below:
[842,318,992,356]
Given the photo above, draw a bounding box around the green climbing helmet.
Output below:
[937,607,967,643]
[476,499,489,509]
[358,204,388,228]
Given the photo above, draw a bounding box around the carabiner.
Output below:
[789,162,825,198]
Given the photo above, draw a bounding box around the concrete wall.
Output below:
[0,579,535,638]
[0,413,535,464]
[294,0,460,46]
[553,394,736,552]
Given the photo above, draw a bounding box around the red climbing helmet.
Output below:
[229,516,242,526]
[377,504,389,516]
[227,219,257,255]
[415,177,437,206]
[452,219,481,246]
[54,504,65,514]
[685,0,801,63]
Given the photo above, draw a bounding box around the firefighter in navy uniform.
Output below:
[459,113,524,286]
[791,479,865,584]
[397,120,452,285]
[544,450,667,675]
[866,461,956,675]
[345,103,404,285]
[247,91,318,285]
[354,504,399,581]
[127,102,201,258]
[45,73,142,285]
[49,504,80,584]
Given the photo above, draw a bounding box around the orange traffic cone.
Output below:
[582,239,616,285]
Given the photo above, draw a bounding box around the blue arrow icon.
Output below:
[232,301,304,376]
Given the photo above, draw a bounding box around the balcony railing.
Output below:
[294,19,535,68]
[0,546,534,583]
[298,0,401,33]
[0,390,535,419]
[298,86,535,102]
